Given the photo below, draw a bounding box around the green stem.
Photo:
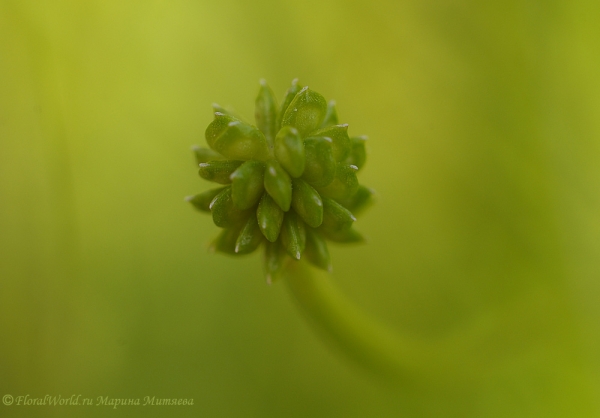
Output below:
[284,261,437,384]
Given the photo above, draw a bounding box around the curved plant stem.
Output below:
[284,261,439,384]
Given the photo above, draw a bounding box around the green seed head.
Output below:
[188,79,374,283]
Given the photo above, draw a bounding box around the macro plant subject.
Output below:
[185,79,426,381]
[187,79,374,283]
[186,80,479,384]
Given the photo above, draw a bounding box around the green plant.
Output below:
[187,80,426,381]
[187,79,374,283]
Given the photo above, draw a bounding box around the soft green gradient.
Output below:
[1,1,599,417]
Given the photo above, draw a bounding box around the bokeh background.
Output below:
[1,1,599,417]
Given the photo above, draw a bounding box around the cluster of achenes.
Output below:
[187,79,374,283]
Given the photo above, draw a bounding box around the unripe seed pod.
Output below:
[205,112,238,148]
[291,178,323,228]
[257,193,284,242]
[274,126,305,178]
[280,211,306,260]
[230,160,265,210]
[211,103,244,121]
[281,87,327,138]
[302,136,336,188]
[277,78,302,131]
[186,186,227,212]
[213,120,271,161]
[189,79,373,278]
[192,145,225,165]
[235,215,264,254]
[212,103,246,123]
[209,227,241,255]
[319,226,365,243]
[264,160,292,212]
[335,185,375,216]
[255,79,279,146]
[320,100,339,128]
[316,164,359,200]
[210,187,251,228]
[199,160,243,184]
[211,103,230,115]
[321,197,356,232]
[344,136,368,170]
[304,227,332,271]
[311,124,351,162]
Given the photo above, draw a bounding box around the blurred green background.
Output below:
[1,1,599,417]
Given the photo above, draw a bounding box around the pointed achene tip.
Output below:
[294,251,301,260]
[208,198,217,211]
[259,78,267,86]
[184,195,194,202]
[291,78,299,85]
[349,165,359,171]
[191,144,200,151]
[356,135,369,141]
